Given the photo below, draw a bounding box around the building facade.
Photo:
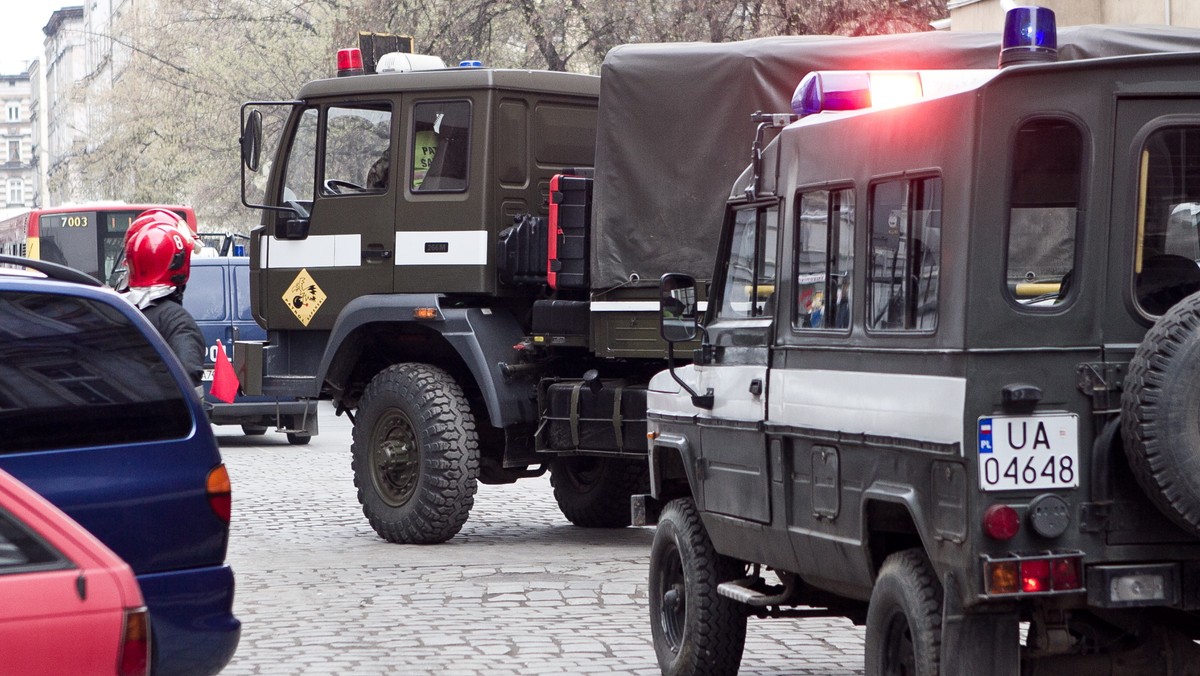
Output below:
[949,0,1200,32]
[0,70,34,221]
[42,6,86,208]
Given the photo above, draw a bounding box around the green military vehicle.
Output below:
[645,8,1200,675]
[234,31,1022,545]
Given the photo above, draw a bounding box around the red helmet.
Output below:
[126,220,191,287]
[126,208,187,245]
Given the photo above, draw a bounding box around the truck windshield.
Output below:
[717,205,778,319]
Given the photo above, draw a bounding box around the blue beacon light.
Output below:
[999,6,1058,67]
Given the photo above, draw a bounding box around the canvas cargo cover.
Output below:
[591,26,1200,289]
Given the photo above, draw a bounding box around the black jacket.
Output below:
[143,296,206,388]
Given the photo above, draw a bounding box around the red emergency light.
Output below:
[337,48,365,77]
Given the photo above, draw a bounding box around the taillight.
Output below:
[117,607,150,676]
[1020,559,1051,593]
[982,504,1020,540]
[206,464,231,523]
[1050,556,1082,590]
[984,553,1084,596]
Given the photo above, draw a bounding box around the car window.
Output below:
[411,100,471,192]
[0,291,192,454]
[868,176,941,331]
[0,509,64,573]
[183,266,227,321]
[1134,125,1200,316]
[795,188,854,330]
[235,265,253,321]
[1006,118,1083,307]
[322,103,393,196]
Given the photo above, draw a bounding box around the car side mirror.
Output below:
[660,273,698,343]
[241,110,262,172]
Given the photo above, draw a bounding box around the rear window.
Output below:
[0,291,192,453]
[183,266,227,321]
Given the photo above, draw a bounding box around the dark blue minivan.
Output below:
[185,256,317,443]
[0,256,240,675]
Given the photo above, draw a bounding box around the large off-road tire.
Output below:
[549,456,648,528]
[351,364,479,544]
[649,498,747,676]
[1122,290,1200,537]
[866,548,943,676]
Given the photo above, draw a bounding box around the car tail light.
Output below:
[986,560,1019,595]
[983,504,1020,540]
[1020,559,1051,593]
[118,607,150,676]
[984,553,1084,597]
[206,464,231,523]
[1050,556,1082,590]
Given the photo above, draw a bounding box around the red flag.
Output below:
[211,340,239,404]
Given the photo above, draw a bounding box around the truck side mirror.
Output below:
[660,273,698,343]
[241,110,263,172]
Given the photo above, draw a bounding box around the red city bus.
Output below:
[0,203,197,284]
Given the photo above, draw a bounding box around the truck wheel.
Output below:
[241,424,268,436]
[649,497,746,676]
[865,548,942,676]
[351,364,480,544]
[1122,290,1200,536]
[286,432,311,446]
[549,456,648,528]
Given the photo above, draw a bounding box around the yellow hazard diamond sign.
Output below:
[283,268,327,326]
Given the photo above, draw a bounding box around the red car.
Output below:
[0,467,149,676]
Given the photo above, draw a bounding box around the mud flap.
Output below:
[940,573,1020,675]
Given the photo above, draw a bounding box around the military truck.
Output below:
[644,8,1200,675]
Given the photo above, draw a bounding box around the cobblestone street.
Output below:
[218,403,866,675]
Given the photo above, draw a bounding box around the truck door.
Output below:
[1111,97,1200,325]
[690,202,778,524]
[261,101,397,330]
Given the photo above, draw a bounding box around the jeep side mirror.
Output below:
[241,110,262,172]
[660,273,698,343]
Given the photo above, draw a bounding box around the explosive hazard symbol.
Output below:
[283,268,326,326]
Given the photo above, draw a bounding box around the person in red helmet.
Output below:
[123,210,206,389]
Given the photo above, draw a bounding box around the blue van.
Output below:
[0,256,240,675]
[185,256,318,443]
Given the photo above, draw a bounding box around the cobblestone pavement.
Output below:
[218,403,866,675]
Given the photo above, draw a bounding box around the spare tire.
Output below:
[1121,290,1200,537]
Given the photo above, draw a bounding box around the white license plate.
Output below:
[978,415,1079,491]
[202,369,214,382]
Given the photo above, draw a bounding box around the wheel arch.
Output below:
[862,487,929,581]
[316,295,536,428]
[649,432,695,502]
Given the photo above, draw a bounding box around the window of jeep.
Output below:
[868,176,941,331]
[717,205,778,319]
[1006,118,1082,307]
[0,292,191,453]
[320,103,392,196]
[1134,126,1200,316]
[795,188,854,330]
[411,100,471,192]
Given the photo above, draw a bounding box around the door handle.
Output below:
[362,249,393,263]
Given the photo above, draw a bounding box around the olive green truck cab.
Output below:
[645,9,1200,676]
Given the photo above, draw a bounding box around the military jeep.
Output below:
[644,9,1200,675]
